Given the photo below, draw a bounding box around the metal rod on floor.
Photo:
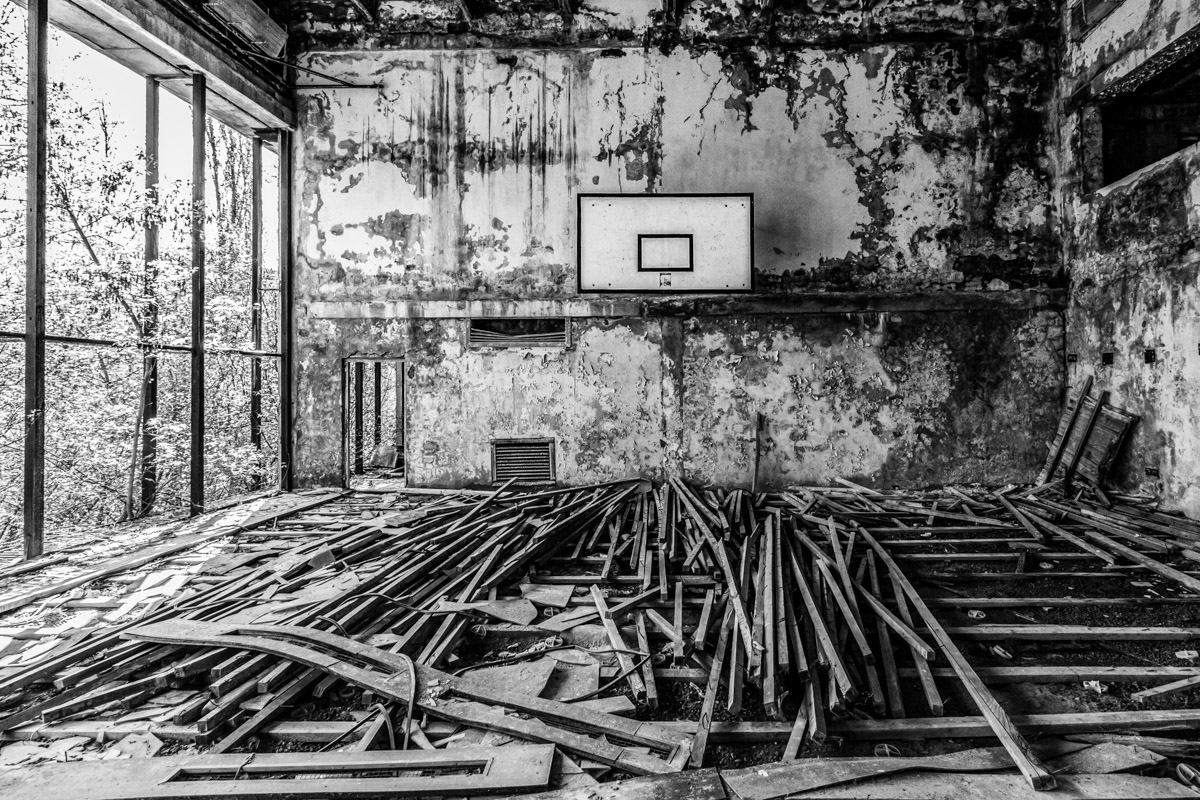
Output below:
[395,361,404,473]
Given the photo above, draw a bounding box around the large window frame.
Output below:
[8,4,294,558]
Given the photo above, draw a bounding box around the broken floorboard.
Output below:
[0,490,346,616]
[514,745,1186,800]
[123,618,693,776]
[658,708,1200,740]
[0,743,558,799]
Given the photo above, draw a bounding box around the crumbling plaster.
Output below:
[1058,2,1200,516]
[293,310,1064,489]
[681,310,1063,489]
[296,44,1057,296]
[1062,0,1200,97]
[290,1,1066,491]
[281,0,1053,52]
[1061,142,1200,516]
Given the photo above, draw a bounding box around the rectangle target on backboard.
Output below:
[577,194,753,293]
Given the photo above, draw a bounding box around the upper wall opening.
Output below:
[42,0,294,134]
[1085,22,1200,187]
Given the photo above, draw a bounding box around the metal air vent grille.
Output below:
[491,439,555,485]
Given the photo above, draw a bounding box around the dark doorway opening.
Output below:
[344,358,405,489]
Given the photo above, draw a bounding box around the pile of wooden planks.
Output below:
[0,477,1199,797]
[0,481,695,775]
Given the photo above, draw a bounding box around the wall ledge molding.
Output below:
[306,289,1068,320]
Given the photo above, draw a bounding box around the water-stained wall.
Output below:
[1062,0,1200,99]
[297,44,1057,295]
[290,1,1066,490]
[1059,1,1200,515]
[293,306,1063,488]
[1060,137,1200,516]
[683,310,1063,489]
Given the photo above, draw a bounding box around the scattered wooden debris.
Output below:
[0,479,1196,797]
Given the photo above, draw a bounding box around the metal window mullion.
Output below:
[353,361,365,475]
[23,0,48,560]
[249,136,263,483]
[140,77,160,516]
[189,74,206,517]
[278,128,294,492]
[372,361,382,448]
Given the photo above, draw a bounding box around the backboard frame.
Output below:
[576,192,755,294]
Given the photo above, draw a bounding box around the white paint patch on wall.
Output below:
[681,320,926,487]
[405,321,667,485]
[657,51,869,274]
[873,145,968,285]
[840,50,908,154]
[457,55,574,278]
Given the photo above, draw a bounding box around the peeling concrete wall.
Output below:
[1059,4,1200,515]
[406,318,668,485]
[293,309,1064,488]
[292,316,671,486]
[296,45,1057,296]
[1062,0,1200,96]
[290,2,1066,490]
[682,310,1062,488]
[283,0,1053,51]
[1060,145,1200,516]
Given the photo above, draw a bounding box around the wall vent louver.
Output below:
[491,439,556,485]
[469,319,569,349]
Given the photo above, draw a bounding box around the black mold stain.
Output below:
[283,1,1056,54]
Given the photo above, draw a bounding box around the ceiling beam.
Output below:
[21,0,294,133]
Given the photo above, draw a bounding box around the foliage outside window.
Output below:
[0,3,279,547]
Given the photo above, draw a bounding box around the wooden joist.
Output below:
[905,665,1200,684]
[690,607,733,768]
[590,585,647,702]
[862,529,1056,791]
[658,707,1200,740]
[941,625,1200,641]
